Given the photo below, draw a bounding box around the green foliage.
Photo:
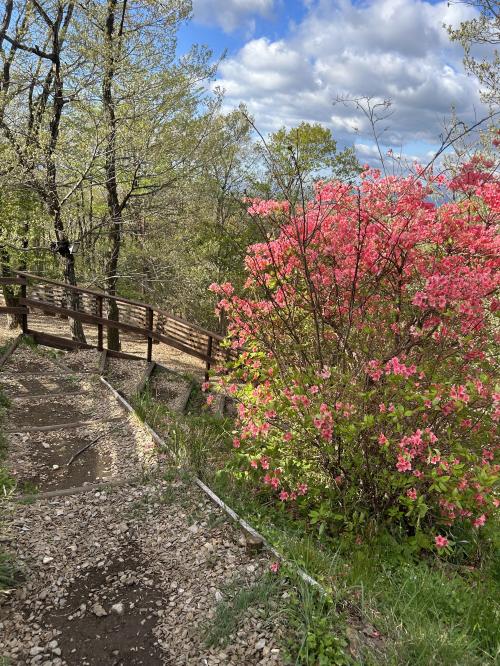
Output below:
[284,576,350,666]
[0,388,15,497]
[253,122,361,202]
[448,0,500,106]
[132,387,232,477]
[0,387,20,597]
[344,533,500,665]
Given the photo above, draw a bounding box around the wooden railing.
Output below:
[0,271,233,379]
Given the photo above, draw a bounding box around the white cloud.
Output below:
[192,0,276,33]
[214,0,488,158]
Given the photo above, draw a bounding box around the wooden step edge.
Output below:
[176,382,193,414]
[135,361,156,395]
[11,390,92,401]
[13,476,141,502]
[98,349,108,375]
[0,333,23,370]
[5,416,123,434]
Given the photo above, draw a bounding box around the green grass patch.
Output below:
[203,573,284,649]
[132,387,233,478]
[0,388,14,496]
[0,551,22,591]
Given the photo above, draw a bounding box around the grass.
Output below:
[213,473,500,664]
[0,388,14,497]
[133,386,233,478]
[0,382,21,597]
[130,377,500,665]
[203,573,284,649]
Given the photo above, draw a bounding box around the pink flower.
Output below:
[283,432,292,442]
[378,433,388,446]
[473,514,486,528]
[318,367,331,379]
[297,483,308,495]
[279,490,289,501]
[250,460,258,469]
[435,535,449,549]
[201,381,210,392]
[270,561,280,573]
[206,395,214,406]
[366,360,383,381]
[450,385,470,403]
[260,457,270,470]
[406,488,417,500]
[232,437,241,448]
[396,456,412,472]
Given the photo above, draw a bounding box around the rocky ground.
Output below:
[0,342,288,665]
[1,480,286,665]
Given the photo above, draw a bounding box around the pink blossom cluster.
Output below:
[210,165,499,534]
[243,197,290,217]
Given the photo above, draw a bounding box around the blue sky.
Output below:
[179,1,309,53]
[179,0,487,165]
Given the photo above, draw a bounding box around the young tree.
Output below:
[252,121,360,204]
[0,0,92,341]
[449,0,500,106]
[78,0,216,348]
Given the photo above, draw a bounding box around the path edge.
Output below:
[100,375,326,595]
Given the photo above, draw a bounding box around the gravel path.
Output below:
[0,343,287,665]
[1,347,156,493]
[1,481,286,665]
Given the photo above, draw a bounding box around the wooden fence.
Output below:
[0,271,233,379]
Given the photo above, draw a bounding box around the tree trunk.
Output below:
[42,1,85,344]
[2,287,22,329]
[0,246,22,329]
[102,0,126,352]
[63,252,87,343]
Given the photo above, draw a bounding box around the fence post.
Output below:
[146,307,153,362]
[205,335,213,383]
[20,275,28,334]
[97,295,103,351]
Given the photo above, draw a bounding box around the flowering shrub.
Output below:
[210,162,499,539]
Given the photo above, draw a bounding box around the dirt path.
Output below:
[0,345,285,665]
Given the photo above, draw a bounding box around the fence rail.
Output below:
[0,272,233,379]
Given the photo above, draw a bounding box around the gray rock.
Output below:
[111,602,124,615]
[91,602,107,617]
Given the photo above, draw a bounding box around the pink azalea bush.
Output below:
[210,161,499,537]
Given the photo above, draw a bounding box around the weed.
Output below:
[0,551,22,592]
[203,573,282,648]
[284,575,350,666]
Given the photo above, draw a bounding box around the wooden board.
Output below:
[0,334,23,369]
